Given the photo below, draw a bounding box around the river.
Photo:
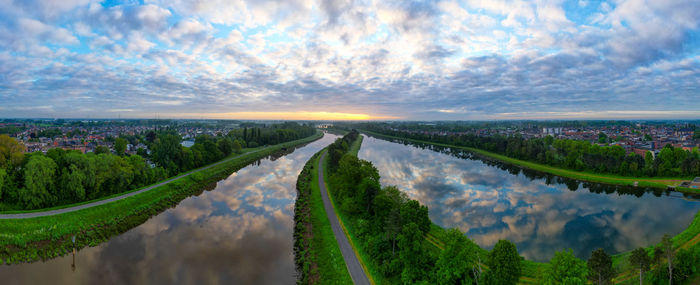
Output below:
[0,133,339,284]
[358,134,700,262]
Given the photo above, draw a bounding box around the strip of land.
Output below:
[0,147,272,219]
[317,151,371,285]
[360,130,699,194]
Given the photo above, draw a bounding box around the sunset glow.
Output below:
[179,111,397,121]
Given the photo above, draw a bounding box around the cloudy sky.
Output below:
[0,0,698,120]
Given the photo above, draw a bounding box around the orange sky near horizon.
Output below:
[174,111,399,121]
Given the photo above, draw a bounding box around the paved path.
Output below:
[317,151,371,285]
[0,148,269,219]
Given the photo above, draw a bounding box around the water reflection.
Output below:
[359,135,700,262]
[0,133,339,284]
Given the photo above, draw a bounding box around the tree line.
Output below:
[0,122,315,210]
[359,124,700,178]
[324,131,700,284]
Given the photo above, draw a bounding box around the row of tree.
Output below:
[0,123,316,210]
[544,235,700,285]
[360,124,700,177]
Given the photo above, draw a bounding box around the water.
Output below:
[0,133,339,284]
[358,135,700,262]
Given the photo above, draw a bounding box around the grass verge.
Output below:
[0,132,323,264]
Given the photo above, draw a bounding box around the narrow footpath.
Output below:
[318,151,371,285]
[0,148,269,219]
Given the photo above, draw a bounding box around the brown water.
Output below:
[0,133,339,284]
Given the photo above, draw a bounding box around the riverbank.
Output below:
[360,130,699,195]
[0,132,323,264]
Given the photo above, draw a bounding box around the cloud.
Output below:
[0,0,697,119]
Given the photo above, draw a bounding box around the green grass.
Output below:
[348,134,363,156]
[308,152,353,284]
[0,132,324,264]
[361,130,699,194]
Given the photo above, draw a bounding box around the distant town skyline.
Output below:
[0,0,699,120]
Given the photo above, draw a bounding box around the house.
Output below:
[691,177,700,189]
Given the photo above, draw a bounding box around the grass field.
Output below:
[360,130,699,194]
[0,132,323,264]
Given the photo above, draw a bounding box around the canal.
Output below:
[358,134,700,262]
[0,133,340,284]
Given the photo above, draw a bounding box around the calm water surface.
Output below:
[358,135,700,262]
[0,133,339,284]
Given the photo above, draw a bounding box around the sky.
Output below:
[0,0,698,120]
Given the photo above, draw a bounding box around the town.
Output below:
[0,119,249,155]
[369,120,700,158]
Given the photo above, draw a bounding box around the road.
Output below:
[317,151,371,285]
[0,148,269,219]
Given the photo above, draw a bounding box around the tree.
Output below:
[145,131,156,143]
[588,248,614,285]
[217,137,233,156]
[60,165,86,202]
[597,132,608,144]
[630,248,651,285]
[0,168,5,200]
[95,145,110,154]
[486,240,521,285]
[673,248,699,283]
[543,249,588,285]
[0,134,25,168]
[358,177,380,213]
[22,155,58,208]
[398,222,430,284]
[114,137,127,156]
[374,186,407,257]
[436,228,478,284]
[400,199,431,233]
[232,140,242,154]
[660,234,675,285]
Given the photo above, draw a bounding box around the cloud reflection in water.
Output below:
[0,134,340,284]
[358,135,700,262]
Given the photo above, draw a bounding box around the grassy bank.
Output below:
[294,149,352,284]
[0,132,323,265]
[361,130,699,194]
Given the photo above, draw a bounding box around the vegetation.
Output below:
[542,249,588,285]
[588,248,614,285]
[293,150,352,284]
[358,124,700,178]
[629,248,651,285]
[0,132,322,264]
[0,123,316,211]
[315,130,518,284]
[484,240,521,285]
[303,129,700,284]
